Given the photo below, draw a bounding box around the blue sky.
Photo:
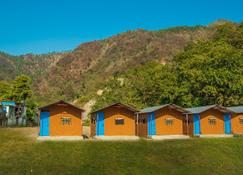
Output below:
[0,0,242,55]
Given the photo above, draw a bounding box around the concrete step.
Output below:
[151,135,190,140]
[94,136,140,140]
[37,136,84,141]
[199,134,233,138]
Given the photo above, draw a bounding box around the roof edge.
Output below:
[91,102,139,114]
[38,100,85,112]
[186,104,234,114]
[227,106,243,113]
[139,104,189,114]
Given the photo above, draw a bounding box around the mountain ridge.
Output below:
[0,20,239,106]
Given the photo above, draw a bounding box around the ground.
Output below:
[1,128,243,175]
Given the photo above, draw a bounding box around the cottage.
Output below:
[0,101,26,126]
[39,100,84,136]
[90,103,138,137]
[137,104,189,138]
[186,105,232,136]
[0,101,15,126]
[228,106,243,134]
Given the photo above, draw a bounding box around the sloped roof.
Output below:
[227,106,243,113]
[139,105,168,113]
[38,100,85,111]
[186,104,231,114]
[91,102,138,114]
[139,104,188,114]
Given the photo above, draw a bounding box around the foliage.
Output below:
[26,98,37,122]
[173,40,243,106]
[155,25,205,37]
[93,22,243,110]
[0,81,11,100]
[0,75,35,120]
[0,20,242,109]
[30,22,213,103]
[92,62,178,110]
[11,75,32,103]
[214,21,243,49]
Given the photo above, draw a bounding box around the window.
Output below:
[239,118,243,124]
[61,117,71,125]
[208,118,216,125]
[165,118,173,126]
[115,118,124,125]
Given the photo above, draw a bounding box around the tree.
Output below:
[174,40,243,106]
[93,62,180,111]
[26,98,37,124]
[0,81,11,100]
[11,75,32,103]
[92,22,243,110]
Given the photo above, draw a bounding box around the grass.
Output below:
[1,128,243,175]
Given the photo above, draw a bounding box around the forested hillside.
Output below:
[0,20,242,113]
[0,52,66,80]
[33,23,213,104]
[93,22,243,110]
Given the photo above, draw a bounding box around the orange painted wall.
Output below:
[155,107,184,135]
[103,106,136,136]
[231,114,243,134]
[48,105,82,136]
[200,109,224,134]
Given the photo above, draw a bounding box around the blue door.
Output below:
[96,112,104,136]
[40,111,50,136]
[193,114,200,135]
[224,113,231,134]
[148,112,156,136]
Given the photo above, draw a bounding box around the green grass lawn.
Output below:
[1,129,243,175]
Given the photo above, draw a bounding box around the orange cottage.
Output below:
[39,100,85,136]
[185,105,233,136]
[137,104,189,137]
[228,106,243,134]
[90,103,138,137]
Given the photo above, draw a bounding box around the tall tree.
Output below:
[0,81,11,100]
[174,40,243,106]
[11,75,32,103]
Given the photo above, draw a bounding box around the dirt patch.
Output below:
[5,126,90,138]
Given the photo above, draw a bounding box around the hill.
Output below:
[93,21,243,110]
[0,52,66,81]
[34,24,214,104]
[0,20,241,111]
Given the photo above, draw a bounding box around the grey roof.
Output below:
[227,106,243,113]
[186,105,216,114]
[139,104,188,114]
[186,104,231,114]
[139,105,168,114]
